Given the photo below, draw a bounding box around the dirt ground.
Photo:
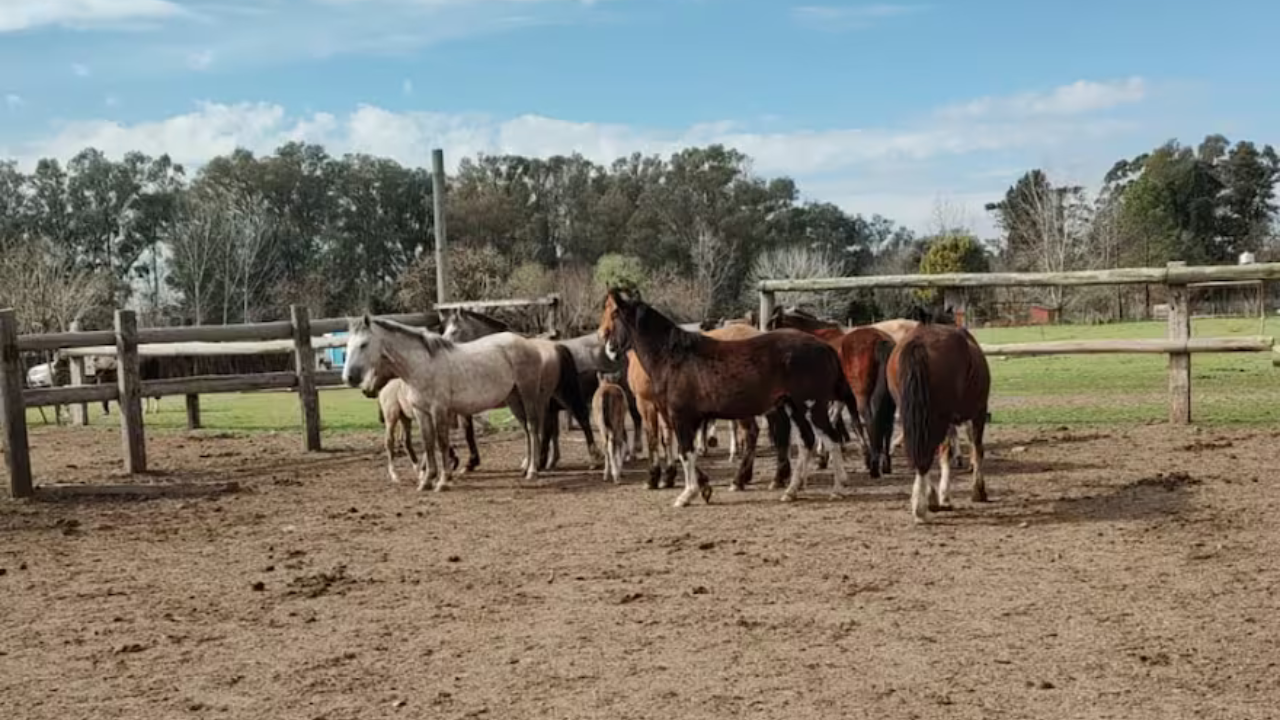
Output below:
[2,420,1279,720]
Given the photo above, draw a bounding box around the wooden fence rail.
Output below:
[758,260,1280,425]
[1,294,561,499]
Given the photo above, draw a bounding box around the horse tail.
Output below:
[899,336,933,474]
[868,337,898,467]
[832,372,859,445]
[553,344,593,435]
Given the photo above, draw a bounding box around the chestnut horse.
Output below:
[600,289,858,507]
[767,307,896,477]
[886,323,991,523]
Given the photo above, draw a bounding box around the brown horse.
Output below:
[768,307,897,477]
[599,289,858,507]
[627,320,786,492]
[886,323,991,523]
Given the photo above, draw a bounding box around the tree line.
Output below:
[1,134,1276,335]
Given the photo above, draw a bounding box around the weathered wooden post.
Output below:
[1166,261,1191,423]
[185,394,202,430]
[114,310,147,474]
[432,148,449,306]
[68,320,89,426]
[758,288,775,332]
[291,304,322,452]
[0,309,34,498]
[545,293,561,337]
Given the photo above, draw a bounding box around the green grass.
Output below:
[22,316,1280,432]
[25,387,516,434]
[969,316,1280,426]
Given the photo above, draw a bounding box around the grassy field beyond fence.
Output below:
[23,316,1280,433]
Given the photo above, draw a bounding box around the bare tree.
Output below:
[0,239,111,334]
[994,174,1095,310]
[750,244,844,317]
[166,193,226,325]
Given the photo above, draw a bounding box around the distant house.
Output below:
[1028,304,1059,325]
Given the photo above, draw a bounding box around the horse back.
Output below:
[889,324,989,419]
[838,327,895,397]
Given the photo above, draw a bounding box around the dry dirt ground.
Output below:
[2,421,1279,720]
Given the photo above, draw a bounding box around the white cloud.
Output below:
[71,63,91,77]
[14,78,1149,235]
[936,77,1146,119]
[792,4,927,30]
[5,93,23,110]
[187,50,215,71]
[0,0,184,32]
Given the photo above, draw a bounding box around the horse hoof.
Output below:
[972,489,989,503]
[700,487,713,504]
[934,503,954,512]
[467,459,480,473]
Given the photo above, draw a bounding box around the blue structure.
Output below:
[324,332,348,369]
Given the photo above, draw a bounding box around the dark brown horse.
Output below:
[768,307,897,478]
[886,323,991,523]
[599,289,859,507]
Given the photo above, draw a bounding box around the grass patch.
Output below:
[25,387,517,434]
[21,316,1279,431]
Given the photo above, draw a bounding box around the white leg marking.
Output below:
[911,471,930,523]
[674,451,699,507]
[816,427,848,495]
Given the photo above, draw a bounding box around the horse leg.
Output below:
[659,412,679,489]
[767,409,792,490]
[672,417,712,508]
[730,417,760,491]
[810,401,849,497]
[728,419,740,463]
[414,408,437,492]
[539,401,560,472]
[460,415,479,473]
[624,386,643,462]
[780,403,816,502]
[696,420,709,456]
[969,417,989,503]
[384,412,402,484]
[517,386,546,482]
[402,413,419,470]
[431,408,453,492]
[934,434,954,511]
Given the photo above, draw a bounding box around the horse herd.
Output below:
[342,289,992,524]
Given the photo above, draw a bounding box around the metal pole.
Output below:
[432,148,448,306]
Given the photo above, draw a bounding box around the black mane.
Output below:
[628,299,704,359]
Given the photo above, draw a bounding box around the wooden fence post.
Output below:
[1166,261,1191,424]
[1,309,34,498]
[114,310,147,474]
[545,293,561,337]
[758,290,775,331]
[291,305,322,452]
[68,320,89,426]
[185,394,202,430]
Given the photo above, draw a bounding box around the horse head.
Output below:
[599,287,642,361]
[342,314,391,398]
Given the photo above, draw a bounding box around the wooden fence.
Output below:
[1,295,559,500]
[758,261,1280,425]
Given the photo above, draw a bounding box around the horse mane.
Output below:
[372,317,455,355]
[635,301,703,358]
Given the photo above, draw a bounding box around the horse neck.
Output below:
[630,307,692,372]
[377,329,445,384]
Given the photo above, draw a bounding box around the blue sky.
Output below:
[2,0,1277,236]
